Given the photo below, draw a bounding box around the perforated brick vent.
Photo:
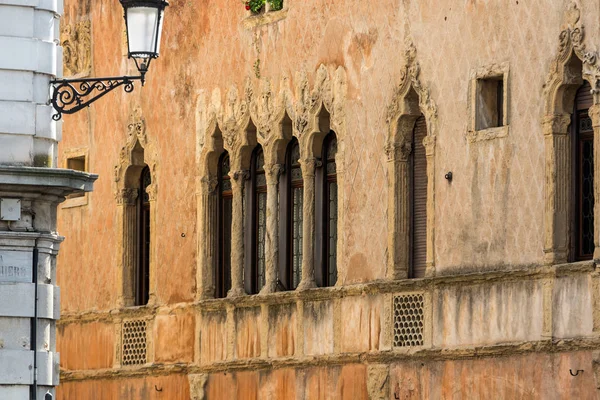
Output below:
[122,319,147,366]
[393,293,424,347]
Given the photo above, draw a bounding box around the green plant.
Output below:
[268,0,283,11]
[243,0,283,13]
[247,0,264,13]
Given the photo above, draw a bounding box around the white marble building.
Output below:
[0,0,96,398]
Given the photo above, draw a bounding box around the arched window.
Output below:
[316,131,338,287]
[411,116,428,278]
[135,166,151,305]
[216,152,232,298]
[279,138,302,290]
[572,81,594,261]
[245,146,267,294]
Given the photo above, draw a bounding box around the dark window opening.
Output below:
[66,156,86,199]
[572,81,594,261]
[217,152,233,298]
[410,116,428,278]
[135,166,151,306]
[245,146,267,294]
[476,76,505,130]
[279,138,302,290]
[315,131,338,287]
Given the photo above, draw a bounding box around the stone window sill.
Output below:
[466,125,509,143]
[243,8,288,30]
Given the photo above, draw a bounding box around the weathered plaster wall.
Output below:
[57,0,600,310]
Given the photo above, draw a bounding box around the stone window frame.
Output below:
[242,1,289,30]
[114,108,160,308]
[542,2,600,265]
[466,62,510,143]
[385,42,437,280]
[62,148,89,208]
[196,66,347,299]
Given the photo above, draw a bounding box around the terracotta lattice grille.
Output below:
[122,319,147,365]
[393,293,424,347]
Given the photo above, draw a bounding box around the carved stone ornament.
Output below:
[127,107,147,146]
[61,20,92,77]
[197,65,347,180]
[387,41,438,138]
[384,141,412,162]
[146,183,158,202]
[200,176,219,194]
[545,1,600,110]
[114,107,159,188]
[115,188,138,205]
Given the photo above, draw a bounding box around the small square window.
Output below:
[476,77,504,130]
[63,150,89,206]
[66,156,86,199]
[67,156,85,172]
[467,63,509,142]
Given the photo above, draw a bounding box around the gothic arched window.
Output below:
[316,131,338,287]
[135,166,151,305]
[279,138,302,290]
[216,152,233,298]
[245,145,267,294]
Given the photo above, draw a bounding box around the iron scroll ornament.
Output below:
[50,75,144,121]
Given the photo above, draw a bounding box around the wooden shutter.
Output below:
[576,80,593,110]
[411,116,428,278]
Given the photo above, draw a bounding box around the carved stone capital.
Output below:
[265,164,284,184]
[146,183,158,202]
[543,113,572,136]
[200,176,219,194]
[384,142,412,162]
[423,135,436,157]
[299,157,318,177]
[116,188,138,205]
[231,169,250,182]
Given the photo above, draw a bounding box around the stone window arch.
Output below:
[385,43,438,280]
[114,108,159,307]
[542,1,600,264]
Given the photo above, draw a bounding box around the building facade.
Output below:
[0,0,96,398]
[57,0,600,398]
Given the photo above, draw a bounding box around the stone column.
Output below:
[116,188,138,307]
[423,135,436,277]
[228,170,249,297]
[542,114,572,265]
[261,164,283,294]
[590,105,600,263]
[297,158,317,290]
[146,183,159,305]
[197,177,218,300]
[385,142,411,280]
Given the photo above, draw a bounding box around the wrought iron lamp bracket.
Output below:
[49,74,146,121]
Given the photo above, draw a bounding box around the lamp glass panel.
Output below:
[126,6,161,57]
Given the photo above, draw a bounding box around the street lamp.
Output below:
[50,0,169,121]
